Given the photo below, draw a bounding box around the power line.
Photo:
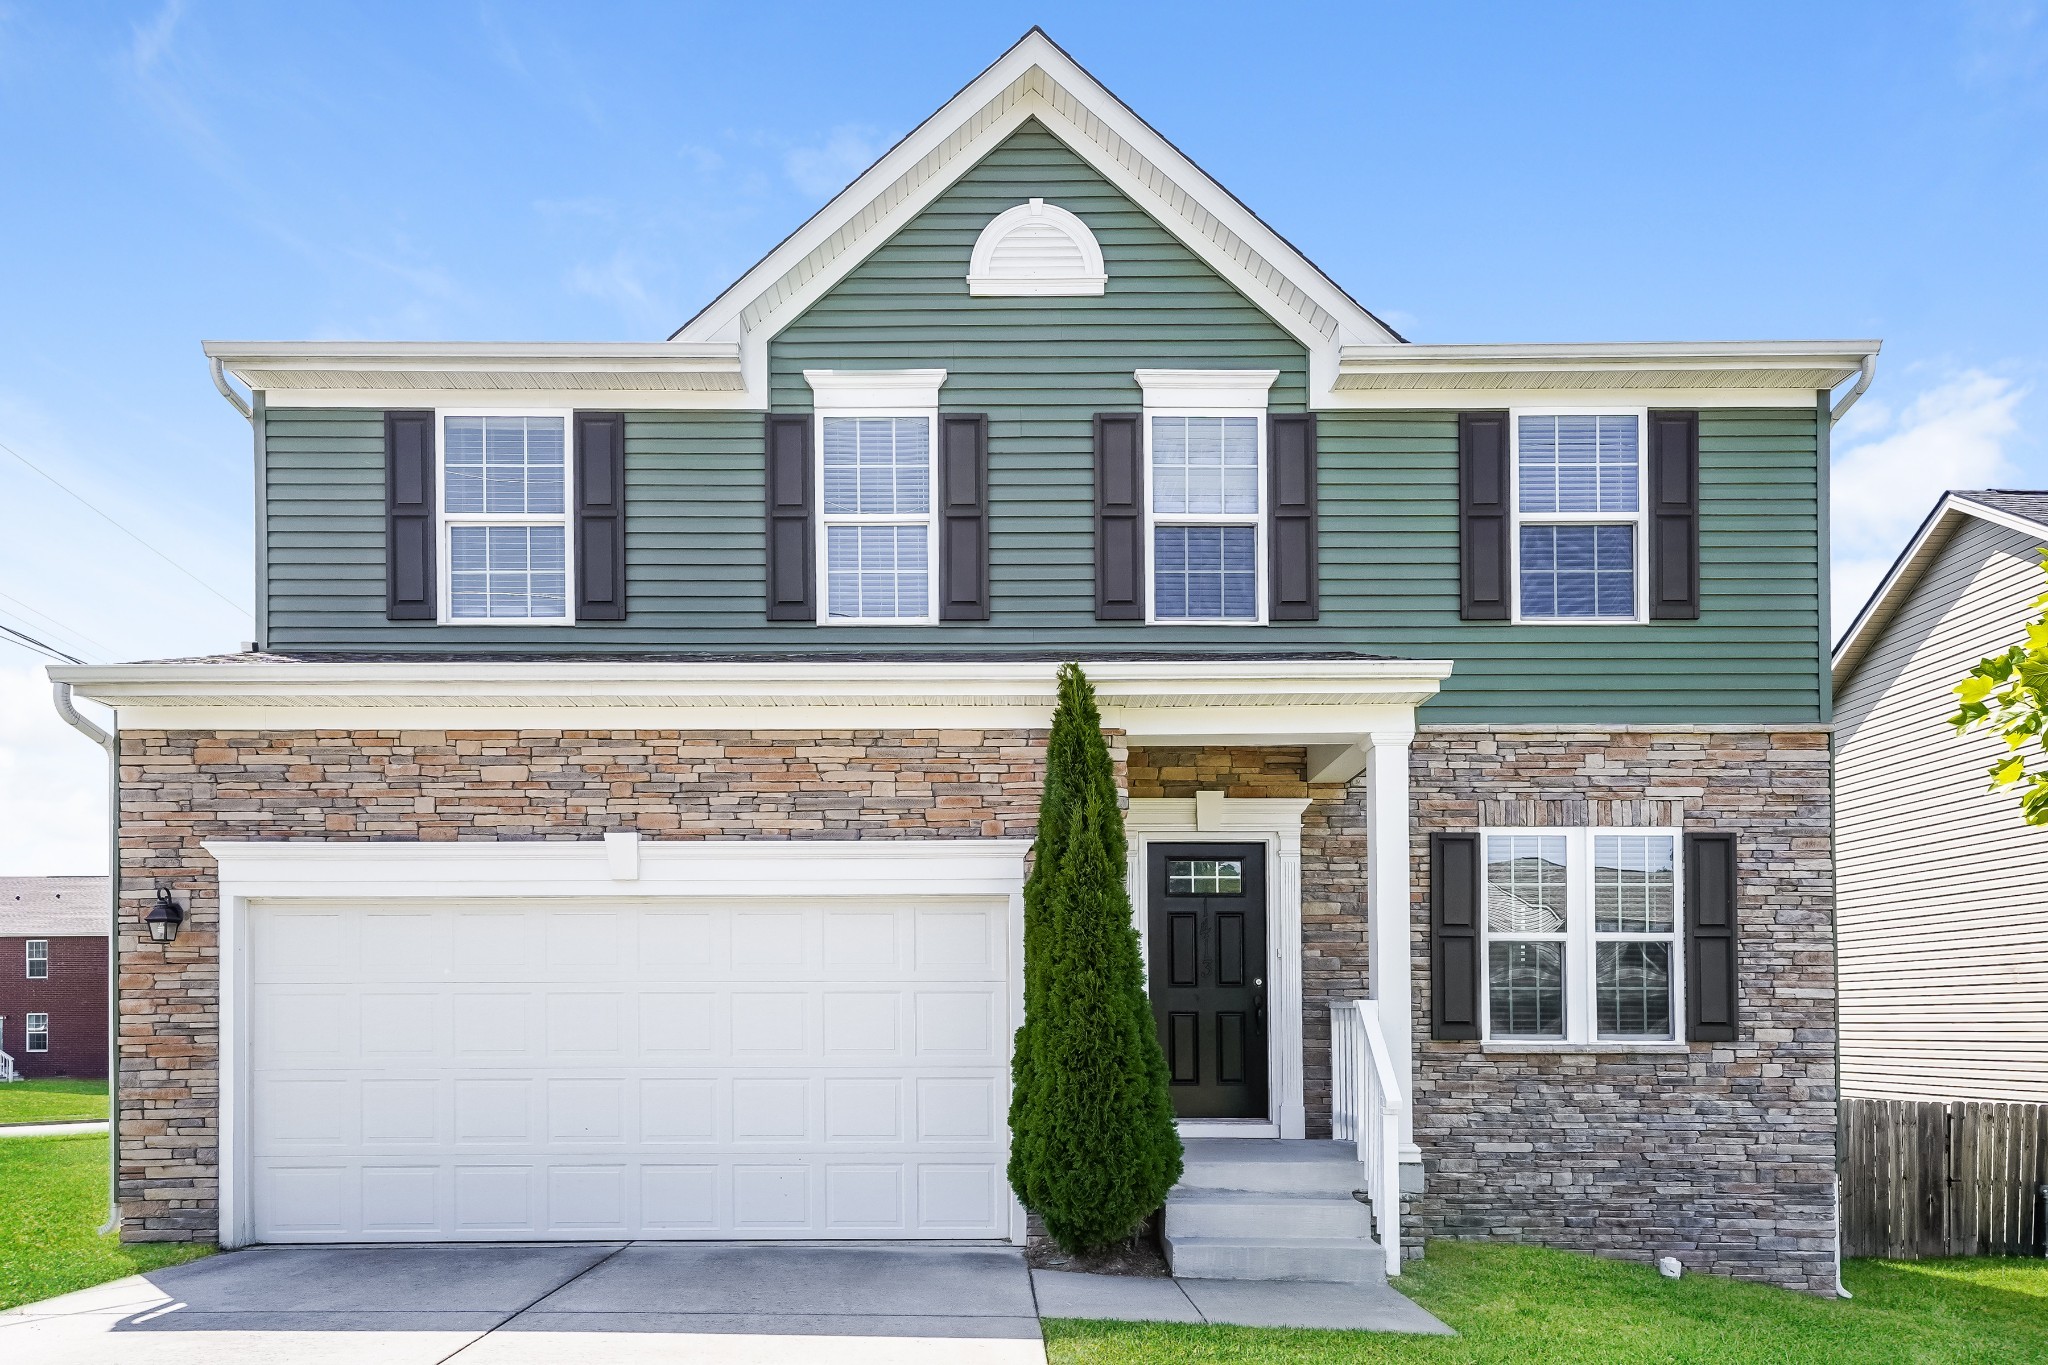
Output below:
[0,605,99,665]
[0,621,84,665]
[0,433,252,621]
[0,589,111,660]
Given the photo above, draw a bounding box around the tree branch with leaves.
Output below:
[1950,553,2048,825]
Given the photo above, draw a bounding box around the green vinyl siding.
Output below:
[259,119,1824,724]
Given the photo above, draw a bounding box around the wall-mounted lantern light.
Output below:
[145,886,185,944]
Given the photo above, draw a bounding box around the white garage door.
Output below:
[247,897,1011,1242]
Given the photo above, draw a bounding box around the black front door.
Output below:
[1147,843,1268,1119]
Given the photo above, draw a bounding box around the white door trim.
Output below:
[205,835,1031,1249]
[1126,796,1312,1140]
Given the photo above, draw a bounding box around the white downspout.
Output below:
[1829,353,1877,426]
[52,680,119,1236]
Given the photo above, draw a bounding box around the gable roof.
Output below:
[671,28,1403,405]
[1832,490,2048,690]
[203,30,1881,414]
[0,876,108,937]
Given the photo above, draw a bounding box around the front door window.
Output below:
[1147,843,1268,1120]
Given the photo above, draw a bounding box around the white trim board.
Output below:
[1127,796,1312,1139]
[205,835,1032,1249]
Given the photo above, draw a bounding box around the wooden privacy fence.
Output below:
[1842,1097,2048,1259]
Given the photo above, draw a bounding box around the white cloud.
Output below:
[784,126,884,199]
[1830,370,2027,634]
[0,658,106,875]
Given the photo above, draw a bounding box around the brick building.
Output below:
[0,876,109,1080]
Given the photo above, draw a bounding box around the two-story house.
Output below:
[53,31,1865,1293]
[0,876,109,1081]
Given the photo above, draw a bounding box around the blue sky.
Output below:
[1,2,2044,870]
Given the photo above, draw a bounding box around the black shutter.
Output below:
[1430,833,1482,1041]
[1268,413,1318,621]
[1094,413,1145,620]
[1458,411,1511,620]
[385,410,435,621]
[1648,410,1701,620]
[765,414,814,622]
[574,412,627,621]
[939,413,990,621]
[1685,832,1739,1041]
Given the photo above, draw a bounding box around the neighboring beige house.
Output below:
[1834,490,2048,1102]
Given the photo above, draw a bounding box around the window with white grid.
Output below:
[26,939,48,979]
[1512,412,1646,622]
[820,416,934,622]
[1480,828,1681,1043]
[1149,415,1262,622]
[25,1013,48,1052]
[440,413,572,623]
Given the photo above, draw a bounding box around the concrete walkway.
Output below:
[0,1244,1451,1363]
[1033,1267,1453,1333]
[0,1121,107,1138]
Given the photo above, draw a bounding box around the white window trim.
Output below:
[1136,370,1279,627]
[1477,825,1685,1045]
[1508,406,1650,625]
[967,199,1107,296]
[25,939,47,979]
[805,370,947,627]
[25,1012,48,1052]
[435,406,577,627]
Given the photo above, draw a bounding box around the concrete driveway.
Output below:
[0,1243,1045,1364]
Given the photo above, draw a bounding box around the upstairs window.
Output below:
[440,412,571,624]
[821,417,933,622]
[25,1012,48,1052]
[1150,416,1262,621]
[1512,412,1645,623]
[25,939,47,979]
[1481,828,1681,1043]
[1136,370,1278,625]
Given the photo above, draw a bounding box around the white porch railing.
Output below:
[1330,999,1403,1276]
[0,1048,16,1082]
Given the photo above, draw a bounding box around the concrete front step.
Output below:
[1165,1189,1373,1241]
[1177,1138,1363,1196]
[1165,1140,1384,1284]
[1163,1232,1385,1284]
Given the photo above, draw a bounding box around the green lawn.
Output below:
[0,1133,212,1312]
[0,1079,109,1125]
[1045,1241,2048,1364]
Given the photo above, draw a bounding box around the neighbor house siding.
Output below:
[1836,517,2048,1102]
[258,120,1824,724]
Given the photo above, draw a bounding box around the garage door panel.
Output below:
[249,896,1012,1241]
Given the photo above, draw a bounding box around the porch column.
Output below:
[1363,726,1420,1161]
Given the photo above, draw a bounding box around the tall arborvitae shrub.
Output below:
[1008,662,1182,1251]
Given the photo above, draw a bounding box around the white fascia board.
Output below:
[670,31,1398,407]
[1830,493,2048,690]
[204,340,747,405]
[52,657,1454,732]
[1329,340,1881,408]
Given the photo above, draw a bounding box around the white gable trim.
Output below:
[1832,492,2048,690]
[671,30,1400,407]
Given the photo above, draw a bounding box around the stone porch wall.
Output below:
[114,726,1064,1242]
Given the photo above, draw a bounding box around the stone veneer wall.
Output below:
[113,727,1065,1241]
[1132,730,1838,1294]
[1407,728,1837,1293]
